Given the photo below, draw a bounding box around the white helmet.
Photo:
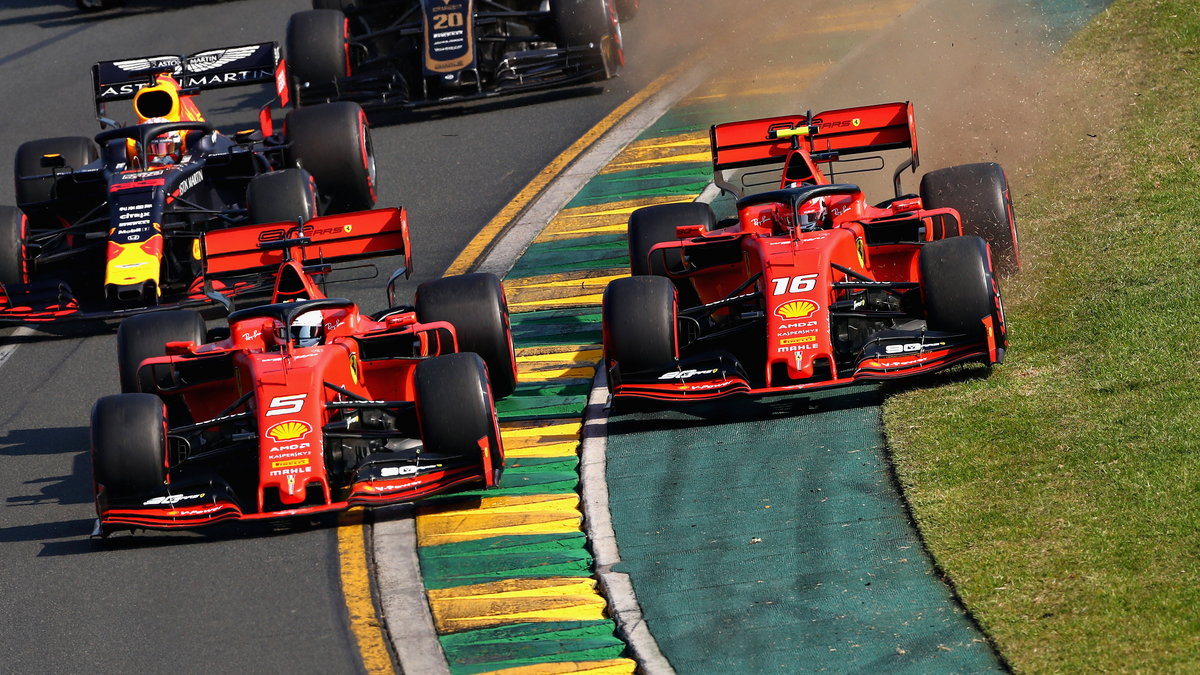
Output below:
[289,310,324,347]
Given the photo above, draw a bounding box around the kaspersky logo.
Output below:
[265,420,312,442]
[774,300,820,320]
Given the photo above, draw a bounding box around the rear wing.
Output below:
[710,101,919,195]
[93,42,282,106]
[201,208,413,278]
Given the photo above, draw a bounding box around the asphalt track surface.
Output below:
[0,0,1107,672]
[0,1,714,672]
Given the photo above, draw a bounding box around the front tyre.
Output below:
[920,235,1000,341]
[552,0,623,79]
[286,101,377,214]
[116,311,206,393]
[286,9,350,105]
[415,353,504,486]
[0,206,29,287]
[91,394,168,501]
[416,273,517,399]
[602,275,677,375]
[246,168,318,226]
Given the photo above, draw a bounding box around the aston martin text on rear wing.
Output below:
[93,42,281,104]
[710,101,920,188]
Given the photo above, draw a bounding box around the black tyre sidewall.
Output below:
[603,275,676,374]
[286,101,376,214]
[246,168,318,226]
[920,162,1019,275]
[415,353,499,468]
[0,206,27,286]
[91,393,167,500]
[416,273,517,399]
[286,10,349,97]
[920,235,994,338]
[116,311,206,393]
[628,202,715,276]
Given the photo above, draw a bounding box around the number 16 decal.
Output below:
[771,274,818,295]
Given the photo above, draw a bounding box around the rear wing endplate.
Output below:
[710,101,919,191]
[93,42,280,105]
[201,208,413,278]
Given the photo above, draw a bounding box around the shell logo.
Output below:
[774,300,820,320]
[266,420,312,442]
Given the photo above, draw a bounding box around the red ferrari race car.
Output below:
[602,101,1016,402]
[0,42,377,325]
[285,0,634,110]
[90,232,516,535]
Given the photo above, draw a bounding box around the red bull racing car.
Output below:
[602,101,1016,402]
[91,231,516,535]
[0,42,378,325]
[285,0,634,110]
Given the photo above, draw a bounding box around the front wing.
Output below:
[610,320,1005,402]
[96,452,492,534]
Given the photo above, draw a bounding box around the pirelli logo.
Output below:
[271,458,310,469]
[780,336,817,346]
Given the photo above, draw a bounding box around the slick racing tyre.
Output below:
[117,310,207,394]
[920,162,1020,276]
[416,273,517,399]
[919,235,997,340]
[603,275,677,374]
[246,168,318,226]
[286,9,350,103]
[0,206,29,287]
[15,136,98,216]
[286,101,377,214]
[91,394,168,500]
[628,202,715,276]
[415,353,504,485]
[552,0,623,79]
[313,0,358,10]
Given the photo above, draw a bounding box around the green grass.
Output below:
[882,1,1200,671]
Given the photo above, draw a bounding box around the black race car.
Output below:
[0,42,377,324]
[285,0,635,110]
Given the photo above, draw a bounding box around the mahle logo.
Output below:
[774,300,820,320]
[266,420,312,442]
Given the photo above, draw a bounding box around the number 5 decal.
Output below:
[266,394,307,416]
[770,274,818,296]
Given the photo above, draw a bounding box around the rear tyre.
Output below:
[15,136,99,215]
[117,311,206,394]
[628,202,715,276]
[91,394,168,500]
[920,162,1019,275]
[286,101,376,214]
[552,0,623,79]
[0,206,28,287]
[603,275,677,374]
[415,353,504,484]
[416,273,517,399]
[246,168,318,226]
[286,9,350,104]
[920,235,995,339]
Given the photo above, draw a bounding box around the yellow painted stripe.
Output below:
[482,659,637,675]
[509,293,605,312]
[501,419,582,440]
[516,347,603,364]
[427,577,609,633]
[417,493,582,546]
[517,366,597,382]
[503,440,579,459]
[445,59,699,276]
[515,343,602,358]
[337,509,397,674]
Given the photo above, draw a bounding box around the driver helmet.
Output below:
[144,117,181,166]
[797,196,829,232]
[289,310,325,348]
